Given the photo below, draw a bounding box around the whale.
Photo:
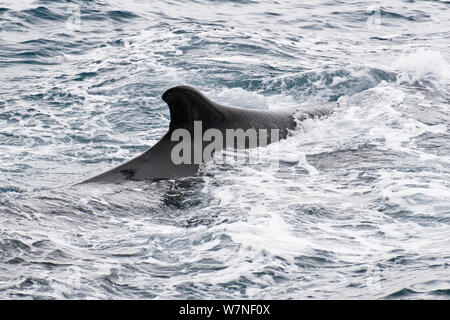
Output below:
[80,85,334,183]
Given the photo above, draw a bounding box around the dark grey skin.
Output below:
[80,86,334,183]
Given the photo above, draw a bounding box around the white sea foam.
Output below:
[0,0,449,300]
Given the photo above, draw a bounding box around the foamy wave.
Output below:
[394,49,450,85]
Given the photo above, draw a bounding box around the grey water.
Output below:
[0,0,449,299]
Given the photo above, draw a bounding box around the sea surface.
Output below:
[0,0,449,299]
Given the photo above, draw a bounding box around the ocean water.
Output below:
[0,0,449,299]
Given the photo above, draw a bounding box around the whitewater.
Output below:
[0,0,449,299]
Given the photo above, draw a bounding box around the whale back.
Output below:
[163,86,296,138]
[80,86,333,183]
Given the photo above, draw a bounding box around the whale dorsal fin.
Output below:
[162,86,225,133]
[79,86,335,183]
